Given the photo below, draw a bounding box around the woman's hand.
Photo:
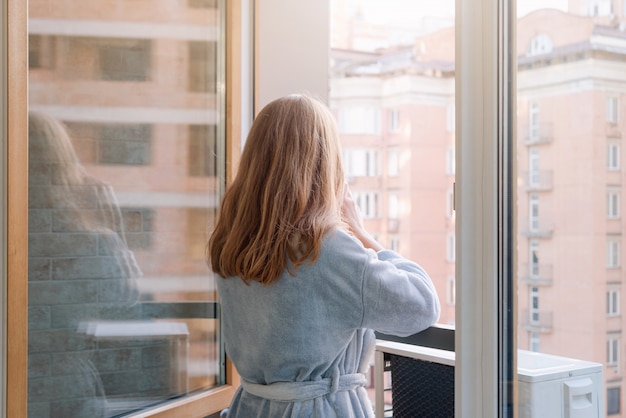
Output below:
[341,185,384,251]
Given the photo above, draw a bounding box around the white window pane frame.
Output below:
[447,276,456,306]
[456,0,515,414]
[529,148,539,187]
[607,288,620,317]
[607,95,619,123]
[607,237,621,269]
[388,147,400,176]
[607,188,621,219]
[607,335,620,366]
[608,142,621,171]
[389,108,399,132]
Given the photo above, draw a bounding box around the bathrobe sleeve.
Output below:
[359,248,441,337]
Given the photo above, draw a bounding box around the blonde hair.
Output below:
[29,111,86,186]
[208,94,345,285]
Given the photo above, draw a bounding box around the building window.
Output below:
[607,236,621,269]
[189,41,217,93]
[608,189,621,219]
[354,192,379,218]
[388,108,399,132]
[607,335,620,366]
[344,149,379,177]
[388,193,399,219]
[188,125,217,177]
[529,148,540,187]
[607,95,620,124]
[608,387,621,415]
[529,332,540,352]
[446,146,455,175]
[587,0,613,16]
[608,142,621,171]
[121,207,153,250]
[446,233,455,262]
[529,102,539,141]
[528,34,553,56]
[530,286,539,323]
[446,276,456,306]
[530,240,539,278]
[607,288,620,317]
[388,148,399,176]
[99,124,152,165]
[100,39,151,82]
[529,194,539,232]
[29,35,56,69]
[339,107,381,135]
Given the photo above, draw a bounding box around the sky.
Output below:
[354,0,570,24]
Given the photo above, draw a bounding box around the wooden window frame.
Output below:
[4,0,244,416]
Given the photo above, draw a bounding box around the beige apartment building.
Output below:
[331,1,626,415]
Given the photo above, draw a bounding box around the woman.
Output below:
[209,94,440,418]
[28,112,142,417]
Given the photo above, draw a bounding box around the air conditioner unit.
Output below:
[374,340,604,418]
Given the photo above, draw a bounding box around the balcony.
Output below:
[520,220,554,239]
[522,170,553,192]
[521,309,553,333]
[374,325,603,417]
[519,263,553,286]
[521,123,554,146]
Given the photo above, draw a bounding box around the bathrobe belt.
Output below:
[241,373,367,402]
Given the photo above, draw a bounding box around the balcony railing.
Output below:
[520,220,554,238]
[374,324,603,417]
[523,170,553,191]
[521,123,554,145]
[519,263,554,286]
[521,309,553,333]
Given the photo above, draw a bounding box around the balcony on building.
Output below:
[519,263,554,286]
[522,123,554,146]
[520,220,554,238]
[523,170,553,192]
[521,309,554,333]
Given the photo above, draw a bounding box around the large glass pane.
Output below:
[330,0,455,413]
[516,0,626,416]
[27,0,225,416]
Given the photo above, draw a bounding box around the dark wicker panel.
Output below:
[389,354,454,418]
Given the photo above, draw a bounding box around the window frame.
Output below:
[607,335,620,366]
[608,142,621,171]
[4,0,246,416]
[455,0,516,415]
[607,188,621,219]
[607,288,620,317]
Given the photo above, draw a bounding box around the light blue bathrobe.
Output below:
[217,228,441,418]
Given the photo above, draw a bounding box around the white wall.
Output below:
[256,0,330,110]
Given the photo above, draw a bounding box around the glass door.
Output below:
[26,0,228,416]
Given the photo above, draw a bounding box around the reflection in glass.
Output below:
[27,1,225,416]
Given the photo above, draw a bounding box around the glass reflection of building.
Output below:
[27,0,223,416]
[331,0,626,414]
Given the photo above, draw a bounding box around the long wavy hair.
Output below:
[208,94,345,285]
